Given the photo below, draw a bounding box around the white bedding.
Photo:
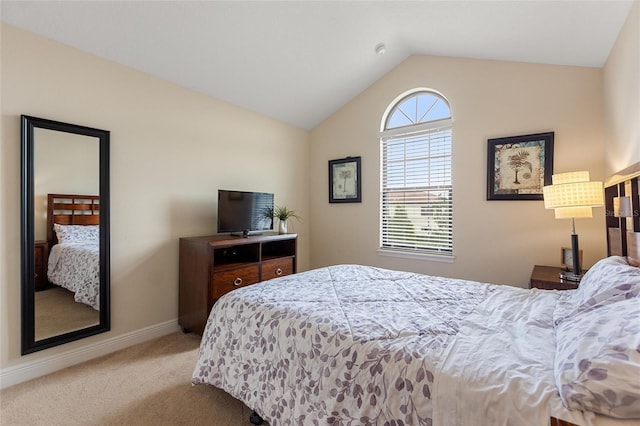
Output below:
[47,242,100,310]
[192,264,640,426]
[434,284,584,425]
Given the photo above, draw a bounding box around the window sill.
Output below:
[377,248,454,263]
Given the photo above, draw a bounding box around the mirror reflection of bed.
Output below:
[33,193,101,341]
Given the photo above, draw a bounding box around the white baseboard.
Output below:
[0,319,180,389]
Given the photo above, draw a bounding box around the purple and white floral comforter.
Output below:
[192,264,599,425]
[47,242,100,310]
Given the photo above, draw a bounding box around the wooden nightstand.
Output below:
[34,240,49,291]
[530,265,579,290]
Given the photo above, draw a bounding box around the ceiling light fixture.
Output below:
[375,43,386,55]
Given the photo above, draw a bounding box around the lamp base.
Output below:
[559,271,582,282]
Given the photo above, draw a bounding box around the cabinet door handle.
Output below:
[233,277,243,286]
[275,268,283,276]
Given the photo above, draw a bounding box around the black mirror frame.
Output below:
[21,115,110,355]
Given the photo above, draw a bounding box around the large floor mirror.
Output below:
[21,115,110,355]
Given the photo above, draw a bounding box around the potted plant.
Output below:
[268,206,300,234]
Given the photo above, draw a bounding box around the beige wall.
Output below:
[1,24,310,370]
[604,2,640,174]
[310,55,607,286]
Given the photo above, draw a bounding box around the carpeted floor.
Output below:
[35,286,99,340]
[0,332,259,425]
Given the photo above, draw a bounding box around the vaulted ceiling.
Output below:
[1,1,634,130]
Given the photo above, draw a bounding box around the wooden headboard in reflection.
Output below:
[604,162,640,265]
[47,194,100,248]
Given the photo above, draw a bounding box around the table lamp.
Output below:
[613,196,633,218]
[542,171,603,281]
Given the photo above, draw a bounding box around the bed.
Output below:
[192,166,640,426]
[46,194,101,310]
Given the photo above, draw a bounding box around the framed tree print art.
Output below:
[487,132,554,200]
[329,156,361,203]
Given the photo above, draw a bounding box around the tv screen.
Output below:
[217,190,274,235]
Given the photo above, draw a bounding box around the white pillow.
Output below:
[53,223,99,244]
[575,256,640,305]
[554,256,640,325]
[554,295,640,418]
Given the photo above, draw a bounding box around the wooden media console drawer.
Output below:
[212,264,260,300]
[262,257,294,280]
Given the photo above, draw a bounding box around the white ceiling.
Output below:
[1,1,634,130]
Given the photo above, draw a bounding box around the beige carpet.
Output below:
[35,287,99,340]
[0,332,261,425]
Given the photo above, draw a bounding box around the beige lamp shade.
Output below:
[543,171,603,216]
[613,196,633,217]
[553,206,593,219]
[550,171,590,185]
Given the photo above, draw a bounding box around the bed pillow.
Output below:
[575,256,640,305]
[554,256,640,325]
[53,223,99,244]
[554,295,640,418]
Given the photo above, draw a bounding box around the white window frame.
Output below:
[378,89,453,261]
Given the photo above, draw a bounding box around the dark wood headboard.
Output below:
[604,162,640,265]
[47,194,100,248]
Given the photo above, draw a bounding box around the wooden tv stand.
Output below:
[178,233,297,335]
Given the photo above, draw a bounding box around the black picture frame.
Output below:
[487,132,554,200]
[329,156,361,203]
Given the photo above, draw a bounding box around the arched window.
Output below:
[379,89,453,258]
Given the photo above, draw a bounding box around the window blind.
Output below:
[381,128,452,253]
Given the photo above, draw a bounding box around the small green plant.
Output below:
[262,206,301,221]
[274,206,300,221]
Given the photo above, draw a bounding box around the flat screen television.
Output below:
[217,190,274,236]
